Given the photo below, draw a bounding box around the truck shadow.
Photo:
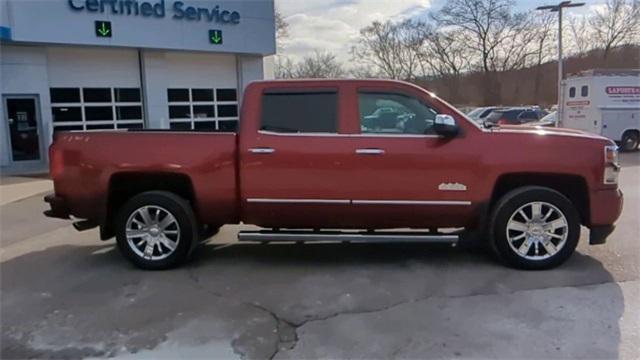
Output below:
[1,242,625,359]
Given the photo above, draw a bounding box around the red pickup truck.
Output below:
[45,79,623,270]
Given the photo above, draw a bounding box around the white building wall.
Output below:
[1,45,51,168]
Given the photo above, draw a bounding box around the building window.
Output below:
[581,85,589,97]
[569,87,576,98]
[50,87,143,131]
[167,88,239,131]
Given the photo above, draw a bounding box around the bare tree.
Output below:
[530,12,556,101]
[276,51,345,79]
[350,20,426,80]
[275,9,289,52]
[589,0,640,59]
[274,56,295,79]
[568,15,593,55]
[431,0,519,104]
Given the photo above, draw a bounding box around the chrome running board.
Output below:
[237,230,458,244]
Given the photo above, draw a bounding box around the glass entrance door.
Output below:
[4,97,41,161]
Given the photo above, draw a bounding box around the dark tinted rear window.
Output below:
[261,91,338,133]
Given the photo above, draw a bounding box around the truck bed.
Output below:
[49,131,238,224]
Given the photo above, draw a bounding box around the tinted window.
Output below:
[83,88,111,103]
[52,107,82,122]
[116,106,142,120]
[169,105,191,119]
[193,105,215,118]
[192,89,214,102]
[480,108,494,118]
[168,89,189,102]
[261,92,337,133]
[217,104,238,118]
[216,88,237,101]
[50,88,80,103]
[115,88,141,102]
[194,121,216,130]
[170,122,191,130]
[569,87,576,98]
[518,110,538,121]
[358,92,438,135]
[84,106,113,121]
[219,120,238,131]
[581,86,588,97]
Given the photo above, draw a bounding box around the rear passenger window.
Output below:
[581,86,589,97]
[569,87,576,98]
[261,91,338,133]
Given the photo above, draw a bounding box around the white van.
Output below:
[561,69,639,151]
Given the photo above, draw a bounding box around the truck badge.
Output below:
[438,182,467,191]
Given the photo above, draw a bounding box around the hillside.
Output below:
[416,45,640,107]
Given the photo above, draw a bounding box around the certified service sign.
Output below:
[68,0,241,24]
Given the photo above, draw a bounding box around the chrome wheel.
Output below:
[506,201,568,261]
[125,205,180,261]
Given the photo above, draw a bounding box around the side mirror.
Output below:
[434,114,459,137]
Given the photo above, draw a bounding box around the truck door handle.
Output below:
[249,147,275,154]
[355,148,385,155]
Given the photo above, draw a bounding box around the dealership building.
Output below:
[0,0,275,173]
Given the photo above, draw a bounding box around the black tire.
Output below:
[621,131,639,152]
[115,191,198,270]
[489,186,580,270]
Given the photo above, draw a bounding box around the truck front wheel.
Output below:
[621,131,639,152]
[115,191,198,270]
[489,186,580,270]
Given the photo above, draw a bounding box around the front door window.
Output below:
[5,98,41,161]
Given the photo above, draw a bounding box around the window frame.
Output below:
[356,90,441,136]
[569,87,576,98]
[167,87,239,131]
[581,85,589,97]
[50,87,144,131]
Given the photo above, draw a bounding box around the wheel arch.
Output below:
[490,172,590,226]
[101,172,196,240]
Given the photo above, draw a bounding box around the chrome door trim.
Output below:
[352,200,472,206]
[246,198,350,204]
[355,148,385,155]
[247,198,471,206]
[257,130,443,138]
[248,147,275,154]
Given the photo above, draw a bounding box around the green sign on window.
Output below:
[209,29,222,45]
[95,21,112,38]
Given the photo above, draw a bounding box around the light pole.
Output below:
[537,1,584,127]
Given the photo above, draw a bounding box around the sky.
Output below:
[276,0,606,63]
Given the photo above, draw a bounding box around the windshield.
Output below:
[540,111,556,123]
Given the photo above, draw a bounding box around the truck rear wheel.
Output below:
[115,191,197,270]
[621,131,639,152]
[489,186,580,270]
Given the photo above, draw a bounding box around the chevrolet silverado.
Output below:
[45,79,624,270]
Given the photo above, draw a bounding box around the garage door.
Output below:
[47,47,143,132]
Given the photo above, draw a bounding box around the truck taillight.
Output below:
[603,145,620,185]
[50,145,64,179]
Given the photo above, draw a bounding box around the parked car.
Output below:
[528,111,557,127]
[467,106,503,122]
[561,69,639,152]
[45,79,622,271]
[484,107,548,126]
[362,106,415,132]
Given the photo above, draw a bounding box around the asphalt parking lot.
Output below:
[1,153,638,359]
